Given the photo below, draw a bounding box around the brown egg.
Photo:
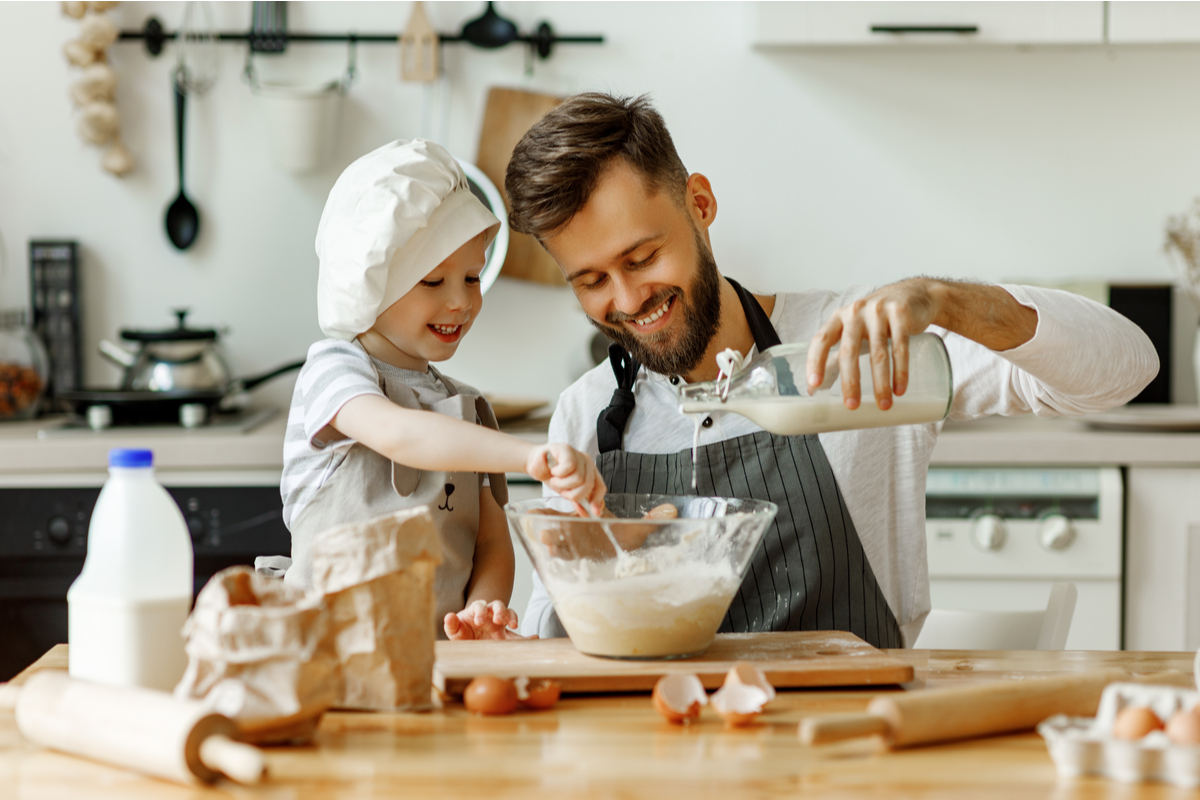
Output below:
[1166,706,1200,745]
[515,677,562,710]
[652,674,708,724]
[1111,705,1164,740]
[463,675,519,715]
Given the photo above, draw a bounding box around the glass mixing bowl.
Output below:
[506,493,778,659]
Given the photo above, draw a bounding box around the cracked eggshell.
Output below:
[61,2,87,19]
[652,674,708,724]
[723,662,776,703]
[514,676,561,710]
[89,1,119,11]
[710,682,769,728]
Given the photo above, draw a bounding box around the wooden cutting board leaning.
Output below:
[433,630,915,696]
[474,86,565,286]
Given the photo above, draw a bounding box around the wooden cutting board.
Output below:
[474,86,565,286]
[434,631,914,696]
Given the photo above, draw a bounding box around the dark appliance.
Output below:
[0,484,290,681]
[1108,284,1172,404]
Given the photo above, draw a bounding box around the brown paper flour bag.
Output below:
[175,566,336,744]
[308,506,443,711]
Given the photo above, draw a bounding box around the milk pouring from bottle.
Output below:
[678,333,953,435]
[67,448,193,691]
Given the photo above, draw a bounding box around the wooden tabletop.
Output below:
[2,645,1197,799]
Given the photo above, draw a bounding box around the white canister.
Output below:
[253,79,344,174]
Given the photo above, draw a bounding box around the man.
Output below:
[504,93,1158,647]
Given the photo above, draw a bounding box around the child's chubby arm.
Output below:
[444,488,530,640]
[332,394,607,513]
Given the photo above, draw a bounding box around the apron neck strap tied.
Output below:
[597,342,640,454]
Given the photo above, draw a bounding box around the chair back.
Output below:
[914,582,1078,650]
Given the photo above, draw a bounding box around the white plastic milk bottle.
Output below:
[67,448,193,690]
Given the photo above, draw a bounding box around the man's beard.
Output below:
[591,231,722,376]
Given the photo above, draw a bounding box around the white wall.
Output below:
[2,1,1198,410]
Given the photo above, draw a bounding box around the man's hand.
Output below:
[444,599,527,640]
[527,443,607,516]
[806,278,943,411]
[805,278,1038,411]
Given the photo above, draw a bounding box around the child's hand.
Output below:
[528,443,607,516]
[444,599,523,640]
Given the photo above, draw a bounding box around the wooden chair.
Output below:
[914,582,1078,650]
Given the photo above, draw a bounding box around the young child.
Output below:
[279,139,605,640]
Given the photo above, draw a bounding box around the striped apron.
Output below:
[592,278,902,648]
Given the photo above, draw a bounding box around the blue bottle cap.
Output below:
[108,448,153,468]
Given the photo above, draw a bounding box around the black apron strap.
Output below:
[724,277,781,350]
[597,342,641,454]
[597,278,777,453]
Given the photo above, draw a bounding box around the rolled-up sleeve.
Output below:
[947,285,1159,420]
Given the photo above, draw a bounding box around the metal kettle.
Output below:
[98,309,232,392]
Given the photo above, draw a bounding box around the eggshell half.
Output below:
[652,674,708,724]
[723,662,776,703]
[710,682,770,728]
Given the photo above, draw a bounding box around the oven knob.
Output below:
[1039,514,1075,551]
[46,515,72,546]
[972,513,1006,551]
[185,515,206,542]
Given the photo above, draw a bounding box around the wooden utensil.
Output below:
[2,670,265,785]
[799,668,1130,748]
[474,86,564,286]
[400,1,438,82]
[435,631,914,696]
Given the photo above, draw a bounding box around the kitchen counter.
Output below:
[3,410,1200,478]
[1,645,1195,798]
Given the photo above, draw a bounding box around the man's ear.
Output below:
[685,173,717,230]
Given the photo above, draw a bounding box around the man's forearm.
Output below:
[928,279,1038,352]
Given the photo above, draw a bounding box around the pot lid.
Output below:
[120,309,218,343]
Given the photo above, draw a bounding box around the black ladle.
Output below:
[165,68,199,250]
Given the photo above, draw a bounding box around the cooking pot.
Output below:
[62,309,304,428]
[98,309,301,395]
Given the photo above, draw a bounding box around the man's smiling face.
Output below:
[542,158,721,377]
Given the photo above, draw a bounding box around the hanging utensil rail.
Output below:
[118,15,603,61]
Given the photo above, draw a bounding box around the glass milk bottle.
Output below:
[67,448,193,690]
[678,332,953,435]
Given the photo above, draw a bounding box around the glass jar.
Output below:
[678,332,953,435]
[0,309,49,421]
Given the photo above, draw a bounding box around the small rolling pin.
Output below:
[800,668,1131,748]
[0,670,265,785]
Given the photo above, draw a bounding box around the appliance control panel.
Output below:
[925,467,1122,578]
[0,485,289,559]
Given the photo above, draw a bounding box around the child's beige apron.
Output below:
[285,376,507,631]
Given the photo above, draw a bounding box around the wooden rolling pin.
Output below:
[0,670,265,785]
[800,668,1130,748]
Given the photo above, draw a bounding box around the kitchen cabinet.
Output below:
[751,1,1105,47]
[1107,1,1200,43]
[1124,466,1200,652]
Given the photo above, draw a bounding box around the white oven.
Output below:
[924,467,1124,650]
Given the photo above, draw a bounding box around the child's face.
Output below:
[366,232,489,370]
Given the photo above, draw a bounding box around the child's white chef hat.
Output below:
[314,139,500,340]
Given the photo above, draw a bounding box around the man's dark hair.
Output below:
[505,92,689,239]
